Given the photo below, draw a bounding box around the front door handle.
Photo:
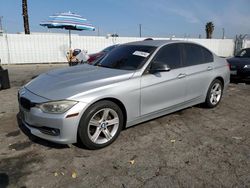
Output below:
[177,73,186,79]
[207,66,213,71]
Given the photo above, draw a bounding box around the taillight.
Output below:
[227,62,230,70]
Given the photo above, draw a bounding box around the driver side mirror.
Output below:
[149,61,171,73]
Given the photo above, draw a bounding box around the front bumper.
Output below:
[18,88,88,144]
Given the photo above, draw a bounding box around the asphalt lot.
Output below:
[0,64,249,188]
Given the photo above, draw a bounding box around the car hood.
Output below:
[25,64,134,100]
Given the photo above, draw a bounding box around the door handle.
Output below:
[177,73,186,79]
[207,66,213,71]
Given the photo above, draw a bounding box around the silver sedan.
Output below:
[18,40,230,149]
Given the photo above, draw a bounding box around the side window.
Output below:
[184,43,204,66]
[202,47,214,63]
[153,44,182,69]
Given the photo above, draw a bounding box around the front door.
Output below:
[140,43,187,115]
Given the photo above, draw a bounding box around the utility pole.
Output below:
[222,28,225,39]
[97,27,100,36]
[0,16,3,31]
[0,16,3,36]
[139,24,142,38]
[22,0,30,34]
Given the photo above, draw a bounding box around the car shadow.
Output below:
[16,113,70,149]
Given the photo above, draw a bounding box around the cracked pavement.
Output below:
[0,64,249,188]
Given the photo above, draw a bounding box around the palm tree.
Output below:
[205,22,214,39]
[22,0,30,34]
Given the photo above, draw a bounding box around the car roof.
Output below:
[124,40,194,47]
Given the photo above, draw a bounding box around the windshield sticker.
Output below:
[133,51,150,58]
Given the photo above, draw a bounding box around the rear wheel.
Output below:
[204,79,223,108]
[78,100,123,149]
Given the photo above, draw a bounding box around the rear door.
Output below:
[182,43,214,101]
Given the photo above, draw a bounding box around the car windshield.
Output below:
[96,45,156,70]
[236,48,250,58]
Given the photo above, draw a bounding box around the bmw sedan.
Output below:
[18,40,230,149]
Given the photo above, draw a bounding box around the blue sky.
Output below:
[0,0,249,38]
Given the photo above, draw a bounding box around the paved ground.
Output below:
[0,64,249,188]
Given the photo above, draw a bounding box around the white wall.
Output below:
[0,33,235,64]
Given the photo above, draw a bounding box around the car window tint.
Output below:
[202,47,214,63]
[153,44,182,69]
[184,43,204,66]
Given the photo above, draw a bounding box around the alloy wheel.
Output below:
[210,83,222,105]
[87,108,119,144]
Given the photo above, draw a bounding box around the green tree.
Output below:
[205,22,214,39]
[22,0,30,34]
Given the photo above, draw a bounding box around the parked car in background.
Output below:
[87,44,118,64]
[18,40,230,149]
[227,48,250,82]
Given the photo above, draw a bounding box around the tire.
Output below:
[204,79,223,108]
[78,100,123,149]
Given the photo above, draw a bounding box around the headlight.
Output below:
[37,100,78,114]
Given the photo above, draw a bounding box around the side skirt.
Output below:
[126,96,204,128]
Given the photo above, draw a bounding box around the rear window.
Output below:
[202,47,214,63]
[183,43,213,66]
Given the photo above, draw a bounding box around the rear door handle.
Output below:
[177,73,186,79]
[207,66,213,71]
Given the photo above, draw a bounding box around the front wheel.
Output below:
[204,79,223,108]
[78,100,123,149]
